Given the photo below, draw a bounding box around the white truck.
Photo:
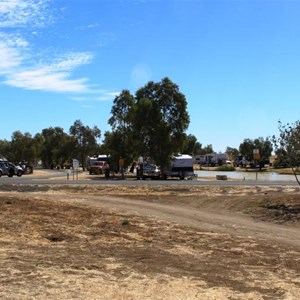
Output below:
[162,154,194,180]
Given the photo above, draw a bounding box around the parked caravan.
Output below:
[162,154,194,180]
[194,153,227,166]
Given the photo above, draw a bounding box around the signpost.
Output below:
[253,149,260,161]
[72,159,79,180]
[119,158,125,179]
[253,149,260,180]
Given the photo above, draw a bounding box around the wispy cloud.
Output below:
[3,51,95,92]
[5,65,90,93]
[95,91,120,101]
[77,23,99,31]
[0,0,116,96]
[71,91,120,103]
[0,41,22,72]
[0,0,54,28]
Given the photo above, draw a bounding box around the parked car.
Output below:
[0,161,23,177]
[17,162,33,174]
[89,161,109,175]
[136,162,161,180]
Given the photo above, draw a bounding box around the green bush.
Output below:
[121,219,130,226]
[216,165,236,171]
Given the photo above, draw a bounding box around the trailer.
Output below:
[162,154,194,180]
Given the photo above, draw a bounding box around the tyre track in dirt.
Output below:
[51,194,300,249]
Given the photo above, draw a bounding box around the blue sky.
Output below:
[1,0,300,152]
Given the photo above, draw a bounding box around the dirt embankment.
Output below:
[0,184,300,299]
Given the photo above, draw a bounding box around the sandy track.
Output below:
[48,193,300,249]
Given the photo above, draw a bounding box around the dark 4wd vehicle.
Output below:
[0,161,23,177]
[89,161,109,175]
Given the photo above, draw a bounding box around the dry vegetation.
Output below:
[0,182,300,299]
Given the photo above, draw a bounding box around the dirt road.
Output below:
[1,184,300,299]
[55,193,300,248]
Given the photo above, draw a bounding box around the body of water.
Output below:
[195,170,297,181]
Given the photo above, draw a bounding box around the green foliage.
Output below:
[216,165,236,171]
[0,120,102,169]
[107,77,190,170]
[197,144,214,155]
[134,78,190,169]
[181,134,202,155]
[69,120,101,170]
[108,90,134,131]
[121,219,130,226]
[0,139,12,160]
[106,90,138,169]
[239,137,273,162]
[272,120,300,166]
[7,131,38,164]
[272,120,300,184]
[40,127,73,168]
[226,146,239,161]
[101,131,131,171]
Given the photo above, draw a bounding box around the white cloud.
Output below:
[1,46,95,92]
[0,32,30,74]
[5,67,90,93]
[0,41,22,71]
[71,91,120,102]
[0,0,52,28]
[0,0,117,95]
[52,52,93,71]
[95,91,120,101]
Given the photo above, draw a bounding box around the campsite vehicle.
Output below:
[17,162,33,174]
[87,155,109,171]
[136,161,160,180]
[0,160,23,177]
[161,154,194,180]
[194,152,227,166]
[89,160,110,175]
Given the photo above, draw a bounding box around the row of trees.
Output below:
[0,120,101,170]
[0,77,299,176]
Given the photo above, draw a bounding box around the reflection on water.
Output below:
[195,170,296,181]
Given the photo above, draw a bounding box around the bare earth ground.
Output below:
[1,175,300,299]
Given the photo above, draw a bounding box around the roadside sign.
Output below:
[72,159,79,170]
[253,149,260,161]
[119,158,124,168]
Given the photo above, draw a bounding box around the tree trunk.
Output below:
[291,166,300,185]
